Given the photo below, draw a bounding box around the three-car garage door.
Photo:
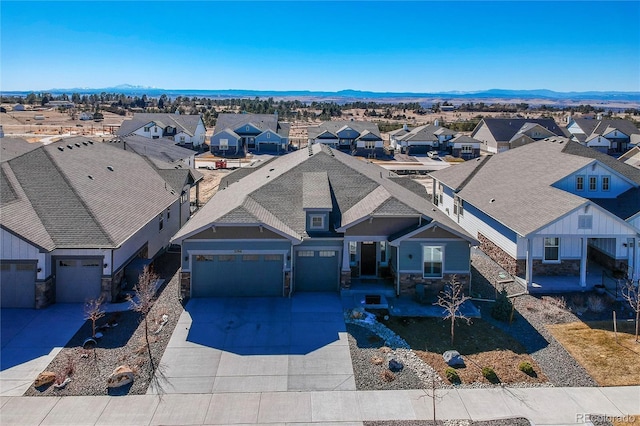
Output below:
[55,258,103,303]
[294,249,340,292]
[192,254,284,297]
[0,261,36,308]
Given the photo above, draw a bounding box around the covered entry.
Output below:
[191,253,284,297]
[294,249,340,292]
[0,261,36,308]
[55,258,103,303]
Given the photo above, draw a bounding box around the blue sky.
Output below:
[2,1,639,92]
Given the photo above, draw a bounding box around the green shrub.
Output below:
[482,367,499,383]
[518,361,535,376]
[491,288,514,322]
[445,367,460,384]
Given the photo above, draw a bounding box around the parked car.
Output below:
[427,151,439,159]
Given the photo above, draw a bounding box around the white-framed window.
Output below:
[601,176,610,191]
[365,140,376,149]
[422,246,443,278]
[242,255,259,261]
[380,241,387,263]
[264,254,282,261]
[297,251,314,258]
[267,132,271,139]
[219,139,229,150]
[588,176,597,191]
[181,191,188,203]
[578,215,593,229]
[453,196,464,217]
[319,251,336,257]
[143,126,151,132]
[543,237,560,263]
[461,145,473,154]
[310,214,324,229]
[180,136,185,143]
[349,241,357,263]
[158,213,164,231]
[575,175,584,191]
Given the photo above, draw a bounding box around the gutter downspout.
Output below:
[396,247,400,296]
[288,242,294,298]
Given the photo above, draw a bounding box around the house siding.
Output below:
[345,217,420,236]
[397,240,470,273]
[1,228,47,280]
[552,163,633,198]
[472,124,497,153]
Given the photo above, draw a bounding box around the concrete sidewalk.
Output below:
[1,386,638,425]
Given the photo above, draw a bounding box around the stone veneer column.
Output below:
[35,277,55,309]
[180,271,191,302]
[340,271,351,289]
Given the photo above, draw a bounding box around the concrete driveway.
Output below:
[150,292,355,394]
[0,304,85,396]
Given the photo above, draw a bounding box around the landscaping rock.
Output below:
[443,350,465,367]
[388,359,404,372]
[34,371,56,388]
[107,365,134,388]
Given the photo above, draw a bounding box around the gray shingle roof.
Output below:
[214,113,290,138]
[109,135,196,164]
[302,172,332,210]
[307,121,381,140]
[1,137,179,250]
[573,118,640,139]
[0,137,42,162]
[472,118,567,142]
[117,113,203,137]
[431,137,640,237]
[173,143,474,243]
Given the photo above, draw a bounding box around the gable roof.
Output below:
[0,137,179,251]
[109,135,196,164]
[214,113,290,138]
[619,146,640,169]
[472,118,567,142]
[117,113,203,137]
[173,144,474,243]
[431,137,640,236]
[307,121,381,140]
[572,117,640,139]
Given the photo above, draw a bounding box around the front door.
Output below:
[360,242,377,276]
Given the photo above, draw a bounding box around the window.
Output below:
[59,260,76,267]
[158,213,164,231]
[319,251,336,257]
[264,254,282,261]
[461,145,473,154]
[601,176,610,191]
[310,214,324,230]
[167,207,171,220]
[578,215,593,229]
[266,132,270,139]
[82,260,100,267]
[180,136,185,143]
[143,126,151,132]
[454,196,464,217]
[588,176,597,191]
[242,255,259,261]
[181,191,188,203]
[17,263,35,271]
[543,237,560,262]
[422,246,443,278]
[349,241,357,262]
[380,241,387,263]
[297,251,314,257]
[365,140,376,149]
[217,255,235,262]
[575,175,584,191]
[195,255,214,262]
[219,139,229,150]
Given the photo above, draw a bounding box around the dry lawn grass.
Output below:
[613,416,640,426]
[547,321,640,386]
[384,317,547,386]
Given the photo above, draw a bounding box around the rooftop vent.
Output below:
[88,141,94,145]
[107,166,114,171]
[88,175,94,180]
[57,147,64,152]
[75,143,81,148]
[82,142,88,146]
[489,198,495,203]
[67,145,73,149]
[269,168,274,172]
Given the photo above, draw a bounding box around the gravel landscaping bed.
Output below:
[24,252,183,396]
[364,418,532,426]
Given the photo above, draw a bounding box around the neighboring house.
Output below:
[430,137,640,293]
[619,146,640,169]
[79,112,94,121]
[471,118,567,153]
[566,116,640,154]
[117,113,207,148]
[46,101,75,108]
[390,122,457,155]
[307,121,384,158]
[449,135,482,159]
[172,144,477,299]
[108,134,199,169]
[210,113,291,157]
[0,137,191,308]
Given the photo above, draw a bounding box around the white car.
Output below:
[427,151,439,159]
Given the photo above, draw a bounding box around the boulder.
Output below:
[107,365,134,388]
[443,350,465,367]
[34,371,56,388]
[388,359,404,372]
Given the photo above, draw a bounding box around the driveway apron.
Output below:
[149,293,355,394]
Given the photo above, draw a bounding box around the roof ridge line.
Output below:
[43,146,117,247]
[455,155,492,192]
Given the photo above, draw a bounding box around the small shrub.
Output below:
[445,367,460,384]
[587,295,606,313]
[542,296,567,310]
[518,361,535,376]
[381,369,396,382]
[482,367,499,383]
[571,294,586,309]
[370,356,384,365]
[491,289,513,322]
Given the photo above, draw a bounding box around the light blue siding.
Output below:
[465,203,518,243]
[398,240,470,272]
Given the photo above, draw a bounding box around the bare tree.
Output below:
[130,267,159,372]
[84,296,105,338]
[436,274,471,345]
[621,279,640,342]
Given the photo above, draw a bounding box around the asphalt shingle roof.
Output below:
[302,172,332,210]
[117,113,203,137]
[110,135,196,164]
[307,121,381,140]
[214,113,290,138]
[472,118,567,142]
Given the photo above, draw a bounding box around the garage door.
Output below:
[0,262,36,308]
[295,249,340,292]
[192,254,283,297]
[56,258,103,303]
[258,143,281,153]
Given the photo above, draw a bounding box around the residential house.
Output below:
[79,112,94,121]
[172,144,477,299]
[619,146,640,169]
[108,134,198,168]
[0,137,193,308]
[307,121,384,158]
[471,118,567,153]
[210,113,291,157]
[449,135,482,159]
[390,122,455,155]
[430,137,640,293]
[117,113,207,148]
[566,116,640,154]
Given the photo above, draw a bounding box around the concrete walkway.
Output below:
[0,386,638,425]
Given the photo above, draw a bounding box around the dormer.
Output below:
[336,126,361,140]
[552,160,637,199]
[234,122,262,136]
[302,172,332,233]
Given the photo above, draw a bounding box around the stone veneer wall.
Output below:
[180,271,191,302]
[341,271,352,289]
[588,246,625,271]
[100,277,112,302]
[532,259,580,276]
[398,272,470,299]
[478,233,521,275]
[35,276,54,309]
